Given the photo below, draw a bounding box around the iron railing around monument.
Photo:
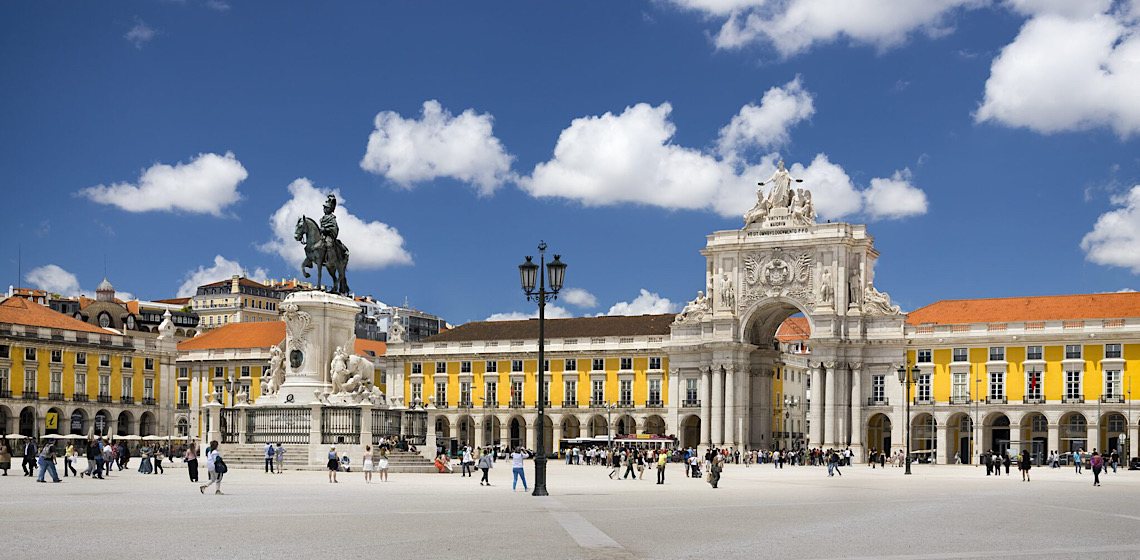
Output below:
[246,407,311,444]
[321,407,361,445]
[219,408,241,444]
[406,410,427,446]
[371,409,403,445]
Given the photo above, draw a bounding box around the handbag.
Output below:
[214,457,228,474]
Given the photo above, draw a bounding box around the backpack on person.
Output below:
[214,456,228,474]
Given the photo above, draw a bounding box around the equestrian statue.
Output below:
[294,194,351,294]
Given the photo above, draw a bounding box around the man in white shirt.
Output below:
[510,447,530,492]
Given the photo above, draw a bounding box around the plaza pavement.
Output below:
[3,459,1138,560]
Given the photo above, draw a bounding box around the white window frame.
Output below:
[620,357,633,371]
[50,349,62,363]
[1105,343,1122,359]
[1025,368,1043,400]
[1065,345,1082,360]
[591,358,604,372]
[952,348,968,363]
[1064,370,1082,400]
[619,379,633,404]
[686,378,698,403]
[916,373,931,402]
[121,376,133,398]
[143,378,154,399]
[178,385,188,405]
[510,380,524,405]
[434,381,447,406]
[872,375,885,402]
[564,358,577,371]
[648,378,661,404]
[436,362,447,374]
[98,374,110,397]
[25,347,36,361]
[485,361,497,373]
[74,372,86,395]
[951,372,968,400]
[411,362,422,375]
[459,381,471,404]
[24,369,36,393]
[75,352,86,365]
[591,379,604,404]
[563,379,576,404]
[916,349,932,363]
[460,361,471,374]
[988,347,1005,362]
[49,370,62,394]
[988,371,1004,400]
[411,382,422,403]
[1105,369,1122,398]
[1026,346,1043,361]
[485,381,497,404]
[511,360,523,373]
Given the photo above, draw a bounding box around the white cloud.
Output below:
[259,178,412,270]
[205,0,231,11]
[562,288,598,308]
[861,169,929,220]
[485,305,573,322]
[602,289,678,316]
[520,92,926,222]
[716,77,814,157]
[176,255,269,298]
[25,265,81,297]
[1082,185,1140,273]
[975,5,1140,136]
[124,17,156,49]
[360,100,514,195]
[79,152,247,216]
[667,0,986,57]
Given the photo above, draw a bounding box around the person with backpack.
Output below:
[477,447,494,486]
[264,442,275,474]
[199,440,225,495]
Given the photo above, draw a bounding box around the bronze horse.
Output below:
[295,215,350,294]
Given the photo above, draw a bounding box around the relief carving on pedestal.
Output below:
[281,302,313,368]
[739,251,815,312]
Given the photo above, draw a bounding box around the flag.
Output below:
[1028,370,1038,391]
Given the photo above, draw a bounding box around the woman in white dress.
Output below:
[362,445,374,483]
[377,447,389,482]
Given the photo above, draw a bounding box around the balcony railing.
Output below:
[561,400,578,408]
[618,400,634,408]
[0,389,11,398]
[509,400,525,409]
[866,398,889,406]
[913,398,933,405]
[48,392,65,401]
[432,402,448,409]
[681,399,701,408]
[646,399,664,408]
[1061,396,1084,404]
[176,402,190,410]
[120,396,135,405]
[22,390,39,400]
[98,394,112,403]
[986,396,1007,404]
[1023,397,1045,404]
[949,395,970,405]
[457,400,474,409]
[590,399,607,408]
[1100,395,1125,404]
[73,393,88,402]
[483,401,499,409]
[141,397,156,406]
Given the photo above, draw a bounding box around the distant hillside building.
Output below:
[192,275,284,330]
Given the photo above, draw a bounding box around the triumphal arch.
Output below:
[667,162,906,458]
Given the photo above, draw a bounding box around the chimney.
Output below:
[231,275,240,294]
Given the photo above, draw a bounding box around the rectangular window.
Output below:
[564,380,576,404]
[649,379,661,404]
[144,378,154,399]
[0,345,8,359]
[98,375,110,396]
[952,348,968,362]
[872,375,886,402]
[543,380,550,406]
[1105,344,1122,359]
[50,371,61,394]
[435,381,447,406]
[592,379,605,404]
[178,367,188,379]
[1026,346,1043,360]
[50,349,62,363]
[460,361,471,374]
[240,365,250,377]
[511,360,523,373]
[214,366,225,378]
[25,347,36,361]
[916,349,932,363]
[989,347,1005,362]
[411,382,422,403]
[1064,370,1081,399]
[510,380,524,406]
[543,360,550,372]
[24,369,36,393]
[1105,370,1121,398]
[459,381,471,404]
[411,362,422,375]
[650,357,662,370]
[989,371,1005,400]
[620,357,633,370]
[916,373,931,402]
[485,381,497,404]
[123,356,133,370]
[591,358,604,371]
[485,361,497,373]
[686,378,698,403]
[122,376,133,398]
[951,372,967,400]
[100,354,110,367]
[76,352,86,365]
[145,358,155,371]
[214,383,223,401]
[1065,345,1082,360]
[619,379,632,404]
[564,358,577,371]
[1025,369,1043,400]
[178,385,188,405]
[436,362,447,374]
[75,372,86,394]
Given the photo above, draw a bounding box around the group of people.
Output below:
[0,436,160,482]
[326,444,391,483]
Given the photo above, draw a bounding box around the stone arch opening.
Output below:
[456,414,475,448]
[139,411,156,437]
[1100,411,1126,454]
[866,413,891,456]
[985,412,1010,454]
[680,415,701,449]
[1060,412,1087,455]
[93,410,111,437]
[738,298,813,451]
[117,410,134,436]
[643,414,666,436]
[19,406,36,437]
[176,416,189,437]
[1019,412,1048,465]
[587,415,608,438]
[561,416,581,440]
[44,407,63,435]
[946,412,973,464]
[68,408,87,435]
[508,416,526,450]
[0,405,9,435]
[910,412,935,460]
[614,414,636,437]
[483,416,501,447]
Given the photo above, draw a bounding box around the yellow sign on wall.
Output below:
[45,412,58,430]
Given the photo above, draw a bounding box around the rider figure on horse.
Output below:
[320,194,340,255]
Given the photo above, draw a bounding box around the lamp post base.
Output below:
[532,455,549,496]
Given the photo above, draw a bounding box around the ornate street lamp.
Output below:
[518,241,566,497]
[897,364,918,475]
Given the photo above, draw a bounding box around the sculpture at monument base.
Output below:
[863,284,903,315]
[743,160,815,228]
[673,291,710,324]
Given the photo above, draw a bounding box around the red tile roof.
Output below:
[0,297,109,334]
[178,321,385,356]
[152,297,191,305]
[776,316,810,341]
[907,292,1140,325]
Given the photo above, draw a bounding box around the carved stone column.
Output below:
[699,367,712,446]
[850,363,864,457]
[810,365,823,447]
[1047,423,1060,460]
[711,366,725,446]
[723,365,736,446]
[936,420,950,465]
[824,361,837,447]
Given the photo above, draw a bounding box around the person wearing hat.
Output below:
[327,446,339,483]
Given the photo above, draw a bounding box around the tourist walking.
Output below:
[636,451,647,480]
[461,446,473,477]
[656,449,667,484]
[623,450,637,480]
[185,442,199,482]
[327,446,340,483]
[828,450,842,477]
[264,442,275,474]
[274,443,286,473]
[1085,451,1103,485]
[153,447,164,474]
[199,441,225,495]
[1019,449,1031,482]
[510,447,530,492]
[0,439,11,476]
[63,442,78,477]
[608,449,620,479]
[1002,451,1011,475]
[709,454,723,489]
[477,447,493,486]
[22,438,37,477]
[36,438,61,483]
[376,447,389,482]
[362,445,374,483]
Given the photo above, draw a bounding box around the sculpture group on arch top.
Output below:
[674,161,902,327]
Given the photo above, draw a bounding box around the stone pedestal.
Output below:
[269,290,360,405]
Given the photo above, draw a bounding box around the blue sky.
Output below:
[3,1,1139,325]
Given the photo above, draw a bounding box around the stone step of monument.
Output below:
[213,445,440,473]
